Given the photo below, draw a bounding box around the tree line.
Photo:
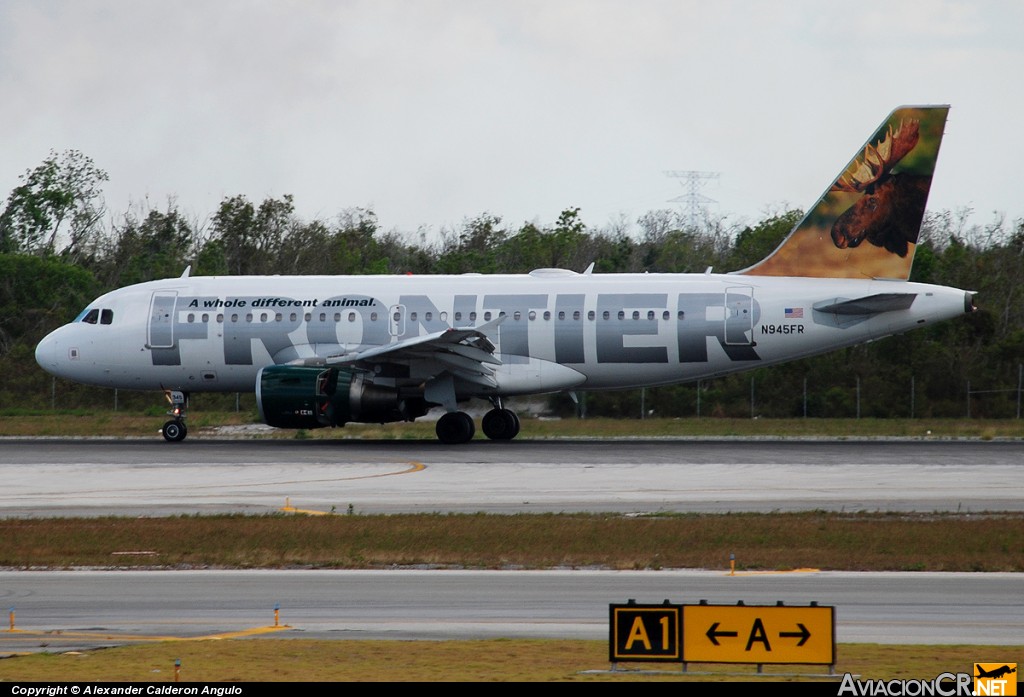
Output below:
[2,150,1022,418]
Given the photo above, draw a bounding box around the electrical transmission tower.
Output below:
[664,170,720,229]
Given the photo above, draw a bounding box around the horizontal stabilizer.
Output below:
[813,293,916,316]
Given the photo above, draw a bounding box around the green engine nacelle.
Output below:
[255,365,426,429]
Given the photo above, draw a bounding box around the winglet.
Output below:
[737,105,949,280]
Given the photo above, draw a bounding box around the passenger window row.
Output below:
[178,308,686,324]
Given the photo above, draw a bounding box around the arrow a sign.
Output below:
[683,604,834,665]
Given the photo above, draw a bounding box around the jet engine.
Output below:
[256,365,427,429]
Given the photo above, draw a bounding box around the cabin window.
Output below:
[484,311,492,321]
[647,310,655,321]
[260,313,268,322]
[410,312,418,322]
[528,310,536,321]
[558,311,565,320]
[617,310,625,320]
[602,311,610,320]
[348,312,356,322]
[425,312,433,321]
[320,313,327,322]
[202,314,209,323]
[513,311,522,321]
[187,313,195,323]
[304,313,311,322]
[454,312,462,322]
[231,314,238,323]
[543,311,551,321]
[632,310,640,320]
[275,313,282,322]
[678,311,685,320]
[100,309,114,325]
[245,313,253,323]
[333,313,341,322]
[370,312,378,321]
[470,311,477,322]
[440,311,447,322]
[217,314,224,323]
[588,310,595,321]
[573,310,581,320]
[663,311,670,321]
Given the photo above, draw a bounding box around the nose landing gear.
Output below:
[161,390,189,442]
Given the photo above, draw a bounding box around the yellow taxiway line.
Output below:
[281,460,425,514]
[4,624,292,643]
[727,568,821,576]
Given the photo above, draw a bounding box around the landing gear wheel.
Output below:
[161,390,189,442]
[162,420,187,442]
[482,408,520,440]
[435,411,475,444]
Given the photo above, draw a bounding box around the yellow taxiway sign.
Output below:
[682,604,834,664]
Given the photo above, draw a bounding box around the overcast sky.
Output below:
[2,1,1021,239]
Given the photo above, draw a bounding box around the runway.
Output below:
[0,438,1021,653]
[0,438,1022,516]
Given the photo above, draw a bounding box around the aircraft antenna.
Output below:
[664,170,720,229]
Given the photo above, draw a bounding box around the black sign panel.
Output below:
[609,603,682,662]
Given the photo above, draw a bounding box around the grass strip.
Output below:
[0,512,1020,572]
[1,640,1020,682]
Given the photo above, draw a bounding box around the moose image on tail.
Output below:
[829,117,931,258]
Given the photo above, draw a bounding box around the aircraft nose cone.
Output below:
[35,331,57,371]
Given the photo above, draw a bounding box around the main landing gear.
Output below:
[434,403,521,444]
[481,407,520,441]
[161,390,188,442]
[435,411,475,444]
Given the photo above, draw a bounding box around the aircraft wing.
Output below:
[326,326,502,387]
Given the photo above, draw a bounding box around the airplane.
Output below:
[975,665,1016,680]
[35,105,974,444]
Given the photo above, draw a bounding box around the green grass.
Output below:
[0,512,1020,571]
[0,640,1018,682]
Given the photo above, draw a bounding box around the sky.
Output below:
[1,1,1021,239]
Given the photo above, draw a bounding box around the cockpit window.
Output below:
[75,308,113,325]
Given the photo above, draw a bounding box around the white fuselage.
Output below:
[35,271,970,398]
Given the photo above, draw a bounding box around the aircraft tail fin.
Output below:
[738,105,949,280]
